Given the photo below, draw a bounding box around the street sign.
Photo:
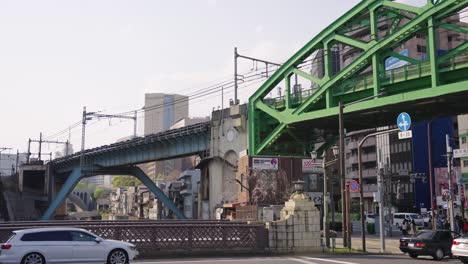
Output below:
[454,149,468,158]
[397,112,412,132]
[398,130,413,139]
[302,159,323,173]
[350,180,359,193]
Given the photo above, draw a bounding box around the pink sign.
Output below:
[434,167,461,196]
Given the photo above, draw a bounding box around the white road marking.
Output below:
[133,257,289,264]
[290,257,318,264]
[301,257,358,264]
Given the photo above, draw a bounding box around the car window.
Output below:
[409,214,422,219]
[21,231,71,241]
[438,231,452,241]
[70,231,96,242]
[415,231,435,239]
[5,232,15,243]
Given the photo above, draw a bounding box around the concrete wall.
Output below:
[266,196,322,253]
[206,104,248,219]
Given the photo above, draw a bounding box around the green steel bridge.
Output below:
[249,0,468,156]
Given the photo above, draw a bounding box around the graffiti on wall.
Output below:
[249,169,292,205]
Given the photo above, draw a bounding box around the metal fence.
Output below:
[0,220,269,257]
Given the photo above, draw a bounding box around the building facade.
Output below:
[178,170,201,219]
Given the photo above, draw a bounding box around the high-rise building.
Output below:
[143,93,190,180]
[144,93,189,135]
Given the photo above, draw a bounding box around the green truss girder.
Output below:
[249,0,468,156]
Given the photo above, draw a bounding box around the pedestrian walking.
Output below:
[401,219,408,236]
[458,216,464,234]
[410,220,417,235]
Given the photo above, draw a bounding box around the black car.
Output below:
[399,230,460,260]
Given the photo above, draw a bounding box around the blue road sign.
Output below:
[397,112,411,132]
[350,180,359,193]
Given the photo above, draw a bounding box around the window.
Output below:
[21,231,71,242]
[417,45,427,53]
[70,231,96,242]
[462,137,467,144]
[463,160,468,167]
[448,36,453,42]
[436,231,452,241]
[416,231,435,239]
[416,33,426,39]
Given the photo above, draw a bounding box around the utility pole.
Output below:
[81,106,87,169]
[38,132,43,161]
[234,47,238,105]
[234,47,282,105]
[27,134,68,161]
[446,134,455,232]
[377,151,385,253]
[339,102,347,248]
[27,139,31,163]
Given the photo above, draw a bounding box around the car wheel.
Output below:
[460,257,468,264]
[21,252,45,264]
[409,252,418,259]
[107,249,128,264]
[432,248,444,260]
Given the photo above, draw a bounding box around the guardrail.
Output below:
[0,220,269,257]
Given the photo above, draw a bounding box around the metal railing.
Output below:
[264,52,468,108]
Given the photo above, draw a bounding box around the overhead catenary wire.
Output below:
[42,8,467,142]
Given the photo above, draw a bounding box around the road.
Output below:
[133,254,464,264]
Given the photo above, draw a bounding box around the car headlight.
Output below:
[129,245,137,251]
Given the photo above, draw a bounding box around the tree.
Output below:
[112,176,141,188]
[75,182,87,189]
[93,187,106,199]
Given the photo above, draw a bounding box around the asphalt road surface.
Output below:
[134,254,465,264]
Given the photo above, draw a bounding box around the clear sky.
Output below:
[0,0,428,156]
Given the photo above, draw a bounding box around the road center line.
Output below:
[301,257,358,264]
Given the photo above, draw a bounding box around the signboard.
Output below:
[454,149,468,159]
[252,157,278,170]
[385,49,410,70]
[397,112,412,132]
[305,192,329,205]
[350,180,359,193]
[398,130,413,139]
[302,159,323,173]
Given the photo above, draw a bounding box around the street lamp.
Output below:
[320,146,339,248]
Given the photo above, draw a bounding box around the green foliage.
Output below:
[112,176,141,188]
[75,182,95,190]
[93,187,106,199]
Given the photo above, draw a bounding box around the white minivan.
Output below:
[0,227,138,264]
[393,212,424,228]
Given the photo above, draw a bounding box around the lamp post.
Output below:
[313,146,339,248]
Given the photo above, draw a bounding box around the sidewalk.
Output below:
[331,234,402,254]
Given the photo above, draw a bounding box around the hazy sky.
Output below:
[0,0,428,156]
